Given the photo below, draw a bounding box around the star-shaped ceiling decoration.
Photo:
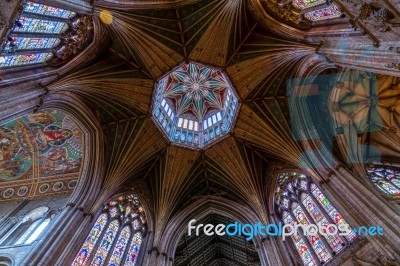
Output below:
[152,62,239,149]
[164,62,228,120]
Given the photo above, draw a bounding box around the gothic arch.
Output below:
[16,92,106,265]
[156,196,277,266]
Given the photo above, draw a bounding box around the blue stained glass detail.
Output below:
[152,62,239,149]
[125,233,142,266]
[0,53,53,68]
[15,17,68,34]
[3,37,60,51]
[24,1,76,19]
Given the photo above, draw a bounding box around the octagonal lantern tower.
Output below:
[151,62,239,149]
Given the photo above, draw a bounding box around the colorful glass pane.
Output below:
[292,0,325,10]
[301,194,324,222]
[0,53,52,68]
[293,203,332,263]
[282,212,317,266]
[108,226,131,266]
[367,167,400,196]
[24,1,76,19]
[14,17,68,34]
[110,207,119,218]
[72,214,108,266]
[304,4,342,21]
[302,193,345,252]
[4,37,60,51]
[311,184,357,241]
[90,220,119,266]
[152,62,238,149]
[125,232,142,266]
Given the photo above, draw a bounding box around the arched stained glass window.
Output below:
[0,1,92,69]
[24,1,77,18]
[366,166,400,198]
[304,4,342,21]
[275,172,357,265]
[288,0,344,22]
[71,194,147,266]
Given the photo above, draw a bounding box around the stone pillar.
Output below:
[321,166,400,263]
[19,205,86,265]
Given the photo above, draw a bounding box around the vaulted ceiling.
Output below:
[173,213,260,266]
[43,0,331,238]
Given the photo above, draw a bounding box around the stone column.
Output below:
[20,205,86,265]
[321,166,400,263]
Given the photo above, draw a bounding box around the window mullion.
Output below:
[308,189,349,245]
[386,178,400,191]
[86,213,111,265]
[121,225,135,266]
[288,209,322,266]
[104,220,124,265]
[296,199,334,255]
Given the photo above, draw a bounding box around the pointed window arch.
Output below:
[0,1,92,69]
[275,172,357,265]
[366,166,400,198]
[289,0,343,22]
[71,194,147,266]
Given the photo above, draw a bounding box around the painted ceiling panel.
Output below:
[0,110,82,201]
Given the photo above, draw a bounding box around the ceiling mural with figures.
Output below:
[0,110,83,201]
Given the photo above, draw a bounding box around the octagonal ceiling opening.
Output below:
[151,61,239,150]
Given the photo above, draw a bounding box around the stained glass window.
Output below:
[0,53,53,68]
[71,194,147,266]
[283,212,317,266]
[24,1,77,19]
[72,214,108,266]
[91,220,120,266]
[304,4,342,21]
[292,0,325,10]
[292,203,332,263]
[275,172,357,265]
[14,17,69,34]
[108,226,131,266]
[3,37,60,51]
[0,2,83,69]
[301,194,345,252]
[366,167,400,197]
